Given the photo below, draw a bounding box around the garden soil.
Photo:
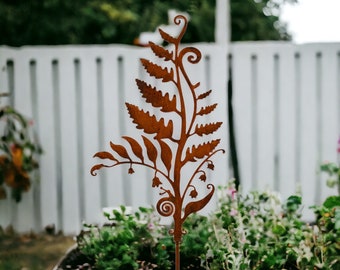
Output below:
[0,229,75,270]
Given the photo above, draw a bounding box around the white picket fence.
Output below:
[232,42,340,218]
[0,42,339,234]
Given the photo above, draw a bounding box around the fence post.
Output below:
[215,0,230,45]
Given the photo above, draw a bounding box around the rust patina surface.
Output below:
[91,15,225,269]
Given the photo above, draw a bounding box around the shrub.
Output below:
[76,181,340,270]
[77,206,172,270]
[204,181,340,269]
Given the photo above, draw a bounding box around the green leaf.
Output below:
[272,224,286,235]
[323,196,340,209]
[101,230,111,242]
[286,195,302,212]
[103,212,110,219]
[335,208,340,230]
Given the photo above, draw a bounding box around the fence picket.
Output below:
[319,45,339,201]
[232,43,255,194]
[200,45,229,211]
[100,50,125,210]
[256,46,276,191]
[79,51,102,225]
[276,44,298,199]
[35,51,59,231]
[9,53,35,231]
[298,45,320,220]
[58,53,81,234]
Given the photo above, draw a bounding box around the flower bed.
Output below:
[55,177,340,270]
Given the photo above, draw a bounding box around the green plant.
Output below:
[0,105,42,202]
[77,206,171,270]
[311,197,340,269]
[80,134,340,269]
[158,214,212,269]
[312,142,340,269]
[76,179,340,269]
[203,180,340,270]
[319,136,340,195]
[77,206,214,269]
[204,182,302,269]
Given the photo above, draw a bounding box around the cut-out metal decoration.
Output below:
[91,15,225,270]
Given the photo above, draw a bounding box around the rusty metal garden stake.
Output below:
[91,15,224,270]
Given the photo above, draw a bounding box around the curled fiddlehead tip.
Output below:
[174,15,188,41]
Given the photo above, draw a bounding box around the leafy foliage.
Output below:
[230,0,296,41]
[203,180,340,270]
[76,180,340,269]
[77,206,171,270]
[0,0,297,46]
[320,160,340,195]
[0,106,42,202]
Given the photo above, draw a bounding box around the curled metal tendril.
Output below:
[156,197,175,217]
[179,47,202,65]
[174,14,187,25]
[207,183,214,191]
[174,15,188,42]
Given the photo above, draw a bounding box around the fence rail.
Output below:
[0,42,339,234]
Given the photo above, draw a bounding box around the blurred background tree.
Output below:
[0,0,297,46]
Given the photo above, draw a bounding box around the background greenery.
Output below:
[0,0,297,46]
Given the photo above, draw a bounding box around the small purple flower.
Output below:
[229,208,238,216]
[226,187,237,200]
[148,223,155,230]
